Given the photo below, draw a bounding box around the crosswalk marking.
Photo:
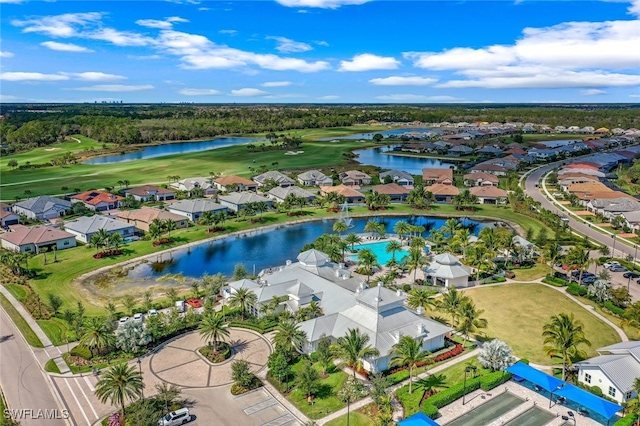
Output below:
[83,376,95,392]
[74,377,99,419]
[63,378,90,425]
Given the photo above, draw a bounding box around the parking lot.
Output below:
[586,261,640,302]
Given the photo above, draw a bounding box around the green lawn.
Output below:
[5,284,29,301]
[573,295,640,340]
[44,358,62,374]
[0,293,44,347]
[37,318,73,346]
[464,283,620,363]
[286,362,350,419]
[512,263,549,281]
[324,411,372,426]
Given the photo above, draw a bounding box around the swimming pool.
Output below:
[349,241,410,265]
[445,392,524,426]
[502,406,556,426]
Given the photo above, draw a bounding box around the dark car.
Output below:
[610,265,628,273]
[623,272,640,279]
[581,276,597,285]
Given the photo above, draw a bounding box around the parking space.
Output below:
[585,257,640,302]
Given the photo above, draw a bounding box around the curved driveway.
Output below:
[524,162,638,259]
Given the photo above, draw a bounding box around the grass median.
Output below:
[0,293,44,348]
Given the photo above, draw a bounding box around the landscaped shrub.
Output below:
[427,378,481,409]
[542,275,568,287]
[70,344,92,359]
[479,371,513,390]
[402,284,412,292]
[519,358,530,365]
[589,385,604,397]
[199,342,231,363]
[604,301,626,317]
[567,283,588,297]
[395,384,426,416]
[613,413,638,426]
[421,403,439,419]
[385,369,410,386]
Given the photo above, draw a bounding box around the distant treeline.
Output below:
[1,103,639,153]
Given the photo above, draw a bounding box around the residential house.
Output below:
[0,203,20,227]
[470,186,508,205]
[424,183,460,203]
[65,216,135,243]
[253,171,295,188]
[170,177,216,196]
[371,184,410,202]
[622,211,640,231]
[379,170,415,186]
[469,163,509,176]
[424,253,472,288]
[122,185,176,202]
[71,190,124,212]
[477,146,503,156]
[558,173,600,191]
[218,192,273,213]
[12,196,72,220]
[0,225,76,253]
[586,197,640,219]
[576,342,640,403]
[319,185,365,204]
[339,170,372,186]
[267,186,316,203]
[422,168,454,185]
[297,170,333,187]
[447,145,474,157]
[463,172,499,187]
[167,199,228,221]
[213,175,258,192]
[111,207,188,232]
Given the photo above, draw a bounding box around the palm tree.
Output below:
[254,201,268,218]
[306,300,323,319]
[390,335,430,394]
[443,218,460,238]
[429,230,445,254]
[385,240,403,262]
[199,211,216,232]
[454,228,472,258]
[364,219,381,237]
[80,317,114,357]
[407,288,435,314]
[148,223,163,243]
[438,288,468,327]
[332,328,380,377]
[416,373,447,398]
[199,312,230,352]
[566,247,591,285]
[466,242,494,284]
[357,249,379,282]
[542,242,562,276]
[457,300,488,344]
[273,318,307,354]
[108,233,123,251]
[542,313,591,380]
[345,233,361,251]
[163,219,177,238]
[228,288,257,321]
[393,220,410,241]
[404,247,426,283]
[94,363,144,421]
[333,220,349,236]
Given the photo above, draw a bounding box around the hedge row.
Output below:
[567,283,588,297]
[604,301,626,317]
[542,276,569,287]
[613,413,638,426]
[228,321,278,334]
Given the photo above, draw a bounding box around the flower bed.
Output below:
[199,342,232,363]
[93,249,123,259]
[382,341,464,378]
[152,238,173,247]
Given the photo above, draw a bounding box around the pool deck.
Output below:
[437,382,608,426]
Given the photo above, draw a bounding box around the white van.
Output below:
[175,300,185,313]
[158,408,190,425]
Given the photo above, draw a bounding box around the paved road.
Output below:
[524,163,639,260]
[0,309,67,426]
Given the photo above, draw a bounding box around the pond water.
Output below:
[124,216,494,280]
[317,127,443,140]
[354,145,450,174]
[82,137,265,164]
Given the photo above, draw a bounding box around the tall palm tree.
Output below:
[429,230,445,254]
[407,288,435,314]
[199,210,216,232]
[542,313,591,380]
[80,317,114,357]
[108,233,123,251]
[404,247,426,283]
[163,219,177,238]
[333,220,349,236]
[454,228,472,258]
[357,249,379,283]
[273,318,307,354]
[437,288,468,327]
[390,335,430,394]
[443,218,460,238]
[457,300,488,344]
[148,223,163,243]
[228,288,258,321]
[199,312,230,352]
[566,247,591,285]
[466,242,494,284]
[94,363,144,421]
[364,219,381,237]
[542,242,562,276]
[345,233,361,251]
[393,220,410,241]
[385,240,403,262]
[331,328,380,377]
[479,227,498,252]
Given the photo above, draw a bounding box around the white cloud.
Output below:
[263,93,308,99]
[0,51,14,58]
[89,28,154,46]
[230,88,268,96]
[262,81,293,87]
[41,41,94,52]
[0,72,69,81]
[267,36,312,53]
[12,12,102,38]
[178,88,221,95]
[156,30,330,72]
[376,94,464,102]
[581,89,607,95]
[629,94,640,98]
[219,29,237,35]
[275,0,371,8]
[0,0,25,4]
[65,72,127,81]
[128,54,162,60]
[369,76,437,86]
[319,95,340,100]
[0,95,21,102]
[629,0,640,16]
[339,53,399,72]
[136,16,188,29]
[315,40,329,47]
[70,84,154,92]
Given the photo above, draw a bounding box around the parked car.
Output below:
[185,298,202,309]
[174,300,185,313]
[603,261,621,269]
[148,309,158,317]
[158,407,190,426]
[133,313,144,323]
[118,316,130,326]
[610,265,628,272]
[581,276,597,285]
[623,272,640,279]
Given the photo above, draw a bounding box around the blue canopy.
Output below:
[398,412,440,426]
[554,383,623,420]
[505,362,564,392]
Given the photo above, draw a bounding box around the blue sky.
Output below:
[1,0,639,103]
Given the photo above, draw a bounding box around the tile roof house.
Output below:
[576,341,640,403]
[253,171,295,188]
[297,170,333,187]
[167,199,228,221]
[213,175,258,192]
[71,191,124,211]
[463,172,499,187]
[267,186,316,203]
[469,163,509,176]
[477,145,503,156]
[469,186,508,204]
[422,168,454,185]
[447,145,474,157]
[122,185,176,202]
[339,170,372,186]
[622,211,640,231]
[111,207,188,232]
[12,196,72,220]
[320,185,365,203]
[371,184,411,201]
[423,183,460,203]
[379,170,415,186]
[586,197,640,218]
[0,225,76,253]
[0,210,20,227]
[218,192,273,213]
[64,215,135,243]
[170,177,216,196]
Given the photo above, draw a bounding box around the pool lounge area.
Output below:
[348,240,410,265]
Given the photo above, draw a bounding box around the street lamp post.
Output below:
[137,357,144,400]
[462,366,477,405]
